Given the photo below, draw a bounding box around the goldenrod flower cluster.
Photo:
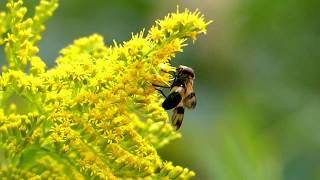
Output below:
[0,0,211,179]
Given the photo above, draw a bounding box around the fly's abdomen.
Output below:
[172,106,185,130]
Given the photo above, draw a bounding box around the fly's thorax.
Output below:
[171,86,185,96]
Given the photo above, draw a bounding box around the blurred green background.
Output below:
[2,0,320,179]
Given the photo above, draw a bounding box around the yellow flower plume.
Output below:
[0,0,211,179]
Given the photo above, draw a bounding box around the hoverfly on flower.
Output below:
[154,65,197,130]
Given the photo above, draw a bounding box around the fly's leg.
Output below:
[155,88,167,98]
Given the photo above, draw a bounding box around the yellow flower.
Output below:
[0,0,211,179]
[30,56,46,74]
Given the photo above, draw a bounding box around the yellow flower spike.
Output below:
[158,62,176,72]
[0,0,211,179]
[2,0,58,71]
[148,26,164,43]
[15,7,27,19]
[30,56,46,75]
